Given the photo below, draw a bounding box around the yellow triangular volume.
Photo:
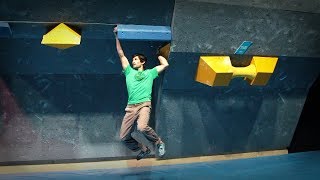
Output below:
[41,23,81,49]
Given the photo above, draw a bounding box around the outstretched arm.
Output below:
[155,55,169,74]
[114,26,129,70]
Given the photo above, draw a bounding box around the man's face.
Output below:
[132,56,144,69]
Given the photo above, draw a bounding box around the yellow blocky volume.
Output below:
[195,56,233,86]
[41,23,81,49]
[195,56,278,86]
[246,56,278,85]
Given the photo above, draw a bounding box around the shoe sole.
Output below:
[136,149,151,160]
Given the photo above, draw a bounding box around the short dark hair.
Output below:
[132,53,147,64]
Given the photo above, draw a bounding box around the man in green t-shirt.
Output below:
[114,26,169,160]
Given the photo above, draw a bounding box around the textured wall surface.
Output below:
[171,0,320,57]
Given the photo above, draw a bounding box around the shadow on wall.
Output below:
[289,74,320,153]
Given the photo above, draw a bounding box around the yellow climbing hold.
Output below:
[41,23,81,49]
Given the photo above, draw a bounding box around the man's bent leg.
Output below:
[121,134,141,152]
[136,105,163,145]
[137,105,166,157]
[120,106,141,152]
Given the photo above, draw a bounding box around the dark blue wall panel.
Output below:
[0,0,174,26]
[0,38,163,74]
[0,74,159,163]
[156,87,310,158]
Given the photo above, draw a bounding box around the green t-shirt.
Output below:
[123,66,158,104]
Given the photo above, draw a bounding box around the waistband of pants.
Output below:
[127,101,151,107]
